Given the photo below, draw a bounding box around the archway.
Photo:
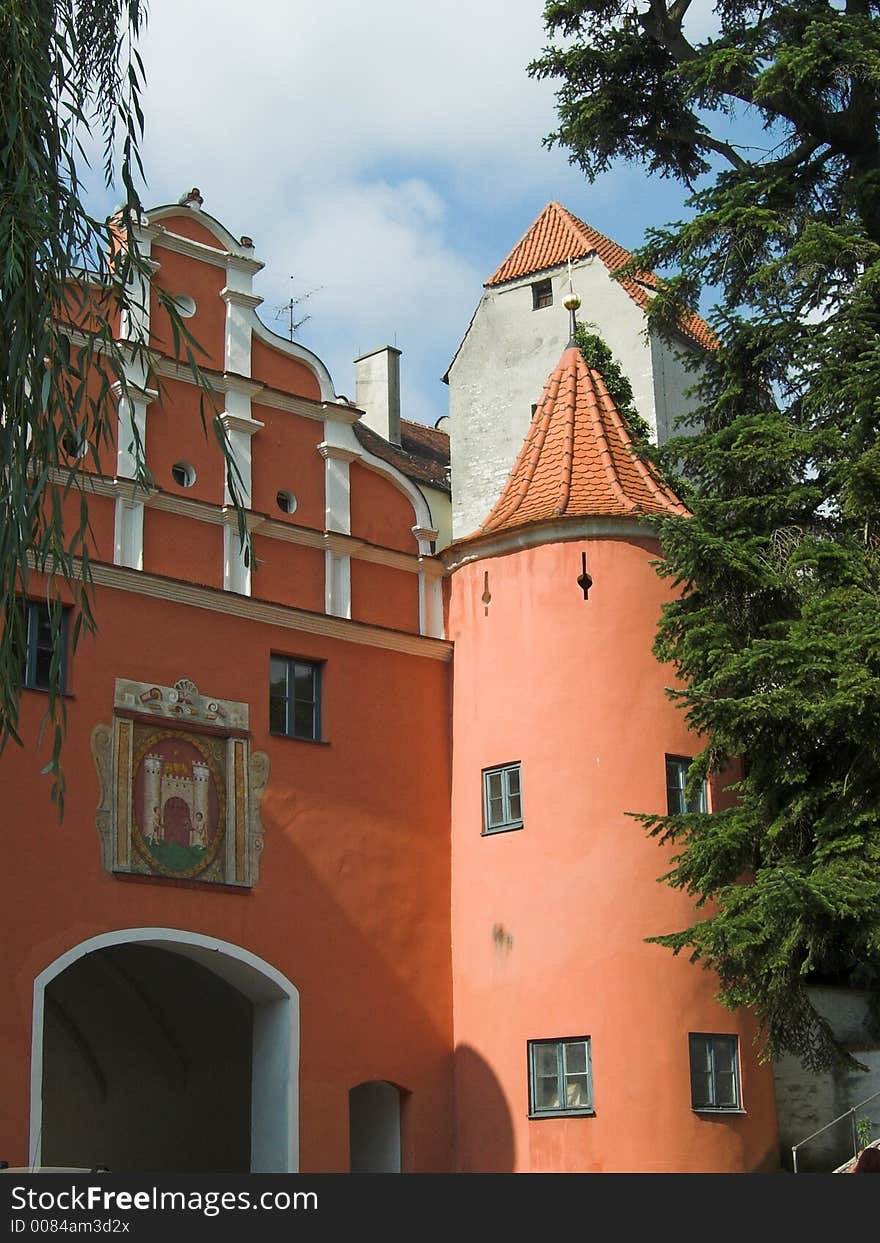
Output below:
[349,1081,404,1173]
[30,929,299,1172]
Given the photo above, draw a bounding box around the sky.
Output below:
[93,0,727,427]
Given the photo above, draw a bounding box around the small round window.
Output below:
[61,428,88,460]
[170,294,197,319]
[171,462,196,488]
[276,490,297,515]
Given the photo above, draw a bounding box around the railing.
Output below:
[791,1088,880,1173]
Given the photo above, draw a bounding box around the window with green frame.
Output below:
[269,655,322,741]
[689,1034,741,1110]
[16,599,69,693]
[528,1037,593,1117]
[665,755,707,814]
[482,762,522,833]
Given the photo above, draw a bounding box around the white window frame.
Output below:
[482,761,523,834]
[528,1037,594,1118]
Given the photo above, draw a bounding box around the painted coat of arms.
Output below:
[92,678,268,887]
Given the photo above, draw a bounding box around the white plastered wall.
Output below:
[446,260,703,539]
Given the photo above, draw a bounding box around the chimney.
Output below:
[353,346,401,445]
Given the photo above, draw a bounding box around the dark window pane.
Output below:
[715,1072,737,1107]
[564,1042,587,1074]
[293,663,315,702]
[22,602,66,692]
[691,1071,713,1108]
[486,772,503,800]
[269,696,287,734]
[506,767,520,796]
[713,1038,735,1075]
[507,792,522,822]
[532,279,553,310]
[293,699,316,739]
[535,1075,560,1110]
[487,795,505,827]
[269,657,288,697]
[534,1044,557,1078]
[33,648,53,690]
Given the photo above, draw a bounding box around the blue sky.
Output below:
[96,0,728,427]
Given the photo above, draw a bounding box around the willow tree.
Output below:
[1,2,242,808]
[531,1,880,1069]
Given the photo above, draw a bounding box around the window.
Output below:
[171,462,196,488]
[482,762,522,833]
[270,655,321,741]
[666,755,707,814]
[531,278,553,310]
[16,600,69,693]
[689,1034,741,1111]
[528,1038,593,1116]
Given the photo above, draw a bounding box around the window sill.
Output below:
[22,686,74,699]
[269,732,330,746]
[528,1109,595,1121]
[482,822,524,837]
[693,1108,747,1116]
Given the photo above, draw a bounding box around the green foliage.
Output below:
[572,323,652,446]
[0,2,246,811]
[533,1,880,1069]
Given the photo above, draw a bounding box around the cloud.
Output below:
[84,1,708,425]
[137,0,565,203]
[256,177,482,423]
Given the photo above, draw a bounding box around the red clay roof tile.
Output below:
[486,201,716,352]
[469,345,688,539]
[354,418,450,493]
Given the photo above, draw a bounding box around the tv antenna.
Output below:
[275,277,323,340]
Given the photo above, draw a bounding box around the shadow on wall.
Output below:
[453,1044,514,1173]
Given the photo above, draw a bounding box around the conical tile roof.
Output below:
[473,345,688,538]
[486,201,716,352]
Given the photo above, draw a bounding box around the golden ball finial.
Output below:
[563,291,582,311]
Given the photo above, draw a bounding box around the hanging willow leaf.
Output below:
[0,1,247,814]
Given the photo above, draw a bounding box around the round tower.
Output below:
[444,334,780,1172]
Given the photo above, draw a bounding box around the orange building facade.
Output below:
[0,199,780,1173]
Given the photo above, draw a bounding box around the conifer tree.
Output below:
[532,1,880,1069]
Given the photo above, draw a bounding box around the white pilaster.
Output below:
[222,256,263,377]
[318,443,359,535]
[412,524,438,558]
[324,547,352,620]
[418,570,444,639]
[219,400,264,509]
[118,214,159,345]
[223,510,262,597]
[114,498,145,571]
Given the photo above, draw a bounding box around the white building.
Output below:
[444,201,715,540]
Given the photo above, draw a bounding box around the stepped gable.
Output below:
[472,344,688,538]
[486,201,716,352]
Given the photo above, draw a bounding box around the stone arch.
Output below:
[30,928,299,1172]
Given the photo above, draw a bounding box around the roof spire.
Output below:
[562,257,581,344]
[465,344,689,540]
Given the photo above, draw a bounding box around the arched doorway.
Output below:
[349,1081,404,1172]
[30,929,299,1173]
